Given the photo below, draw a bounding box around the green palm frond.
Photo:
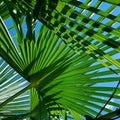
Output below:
[0,14,120,120]
[1,0,120,70]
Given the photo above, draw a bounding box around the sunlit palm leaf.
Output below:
[0,58,30,119]
[34,0,120,70]
[0,15,120,120]
[1,0,120,70]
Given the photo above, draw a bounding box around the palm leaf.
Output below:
[0,15,120,119]
[0,58,30,119]
[1,0,120,70]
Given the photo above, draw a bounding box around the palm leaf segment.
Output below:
[1,0,120,70]
[33,0,120,70]
[0,0,120,120]
[34,0,120,70]
[0,58,30,119]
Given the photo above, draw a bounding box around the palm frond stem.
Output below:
[96,80,120,118]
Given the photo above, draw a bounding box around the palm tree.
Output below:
[0,0,120,120]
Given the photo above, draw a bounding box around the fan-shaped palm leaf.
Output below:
[0,0,120,70]
[0,14,120,120]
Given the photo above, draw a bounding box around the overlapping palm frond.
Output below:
[0,0,120,70]
[31,0,120,70]
[0,13,120,120]
[0,0,120,120]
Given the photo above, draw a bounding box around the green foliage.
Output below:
[0,0,120,120]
